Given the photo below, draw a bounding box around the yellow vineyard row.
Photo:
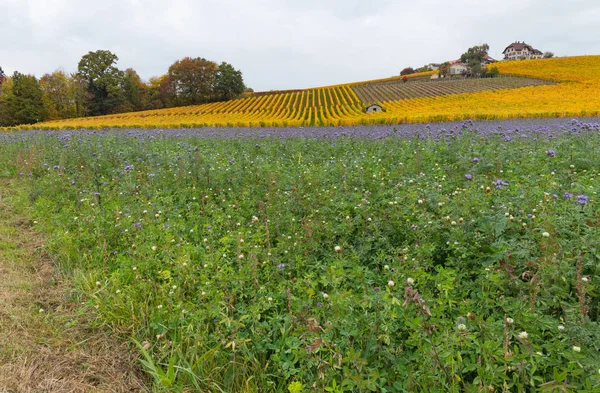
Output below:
[4,56,600,130]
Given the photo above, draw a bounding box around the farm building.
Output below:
[366,104,382,113]
[503,42,543,60]
[449,63,469,75]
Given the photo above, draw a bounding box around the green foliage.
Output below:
[7,72,47,125]
[77,50,125,116]
[400,67,415,76]
[215,62,246,101]
[1,127,599,392]
[167,57,219,105]
[439,62,451,78]
[120,68,150,112]
[40,70,79,120]
[461,44,490,65]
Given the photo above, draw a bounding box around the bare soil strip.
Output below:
[0,180,148,393]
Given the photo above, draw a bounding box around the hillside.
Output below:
[5,56,600,130]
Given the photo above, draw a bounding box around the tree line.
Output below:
[0,50,247,126]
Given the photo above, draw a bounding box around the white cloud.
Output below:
[0,0,599,90]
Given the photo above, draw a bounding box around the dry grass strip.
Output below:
[0,180,149,393]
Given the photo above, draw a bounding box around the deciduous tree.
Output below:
[40,70,77,120]
[460,44,490,65]
[121,68,149,112]
[543,51,555,58]
[77,50,125,115]
[215,62,245,101]
[7,72,47,125]
[439,62,451,78]
[0,75,12,126]
[400,67,415,76]
[167,57,218,105]
[147,75,170,109]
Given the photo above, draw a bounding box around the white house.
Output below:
[449,63,469,75]
[503,42,543,60]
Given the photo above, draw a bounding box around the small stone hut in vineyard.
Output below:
[366,104,382,113]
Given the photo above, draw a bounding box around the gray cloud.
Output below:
[1,0,598,90]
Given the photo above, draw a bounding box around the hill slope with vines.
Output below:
[4,56,600,129]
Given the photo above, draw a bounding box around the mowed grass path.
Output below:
[0,180,147,393]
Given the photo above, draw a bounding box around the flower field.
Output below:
[1,118,599,392]
[4,56,600,130]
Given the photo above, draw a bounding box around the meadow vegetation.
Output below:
[0,118,599,392]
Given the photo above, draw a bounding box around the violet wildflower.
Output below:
[473,157,479,163]
[563,192,573,199]
[546,149,556,157]
[494,180,509,189]
[465,174,473,181]
[576,194,589,205]
[277,263,285,269]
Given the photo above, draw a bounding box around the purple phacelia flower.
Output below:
[465,174,473,181]
[473,157,479,163]
[564,192,573,199]
[277,263,285,269]
[546,149,556,157]
[494,180,509,189]
[576,194,589,205]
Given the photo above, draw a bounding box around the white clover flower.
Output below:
[518,331,528,339]
[388,280,395,288]
[418,199,424,204]
[152,245,158,251]
[383,265,389,270]
[39,308,44,313]
[536,351,543,356]
[406,277,415,285]
[573,346,581,353]
[558,325,565,331]
[238,254,244,260]
[95,281,101,286]
[267,297,273,302]
[334,245,342,253]
[506,317,514,324]
[157,304,163,309]
[582,277,589,283]
[457,324,467,331]
[542,232,550,238]
[322,292,329,300]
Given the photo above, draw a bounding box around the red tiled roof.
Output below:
[503,42,539,54]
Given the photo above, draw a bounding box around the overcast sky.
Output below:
[1,0,599,91]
